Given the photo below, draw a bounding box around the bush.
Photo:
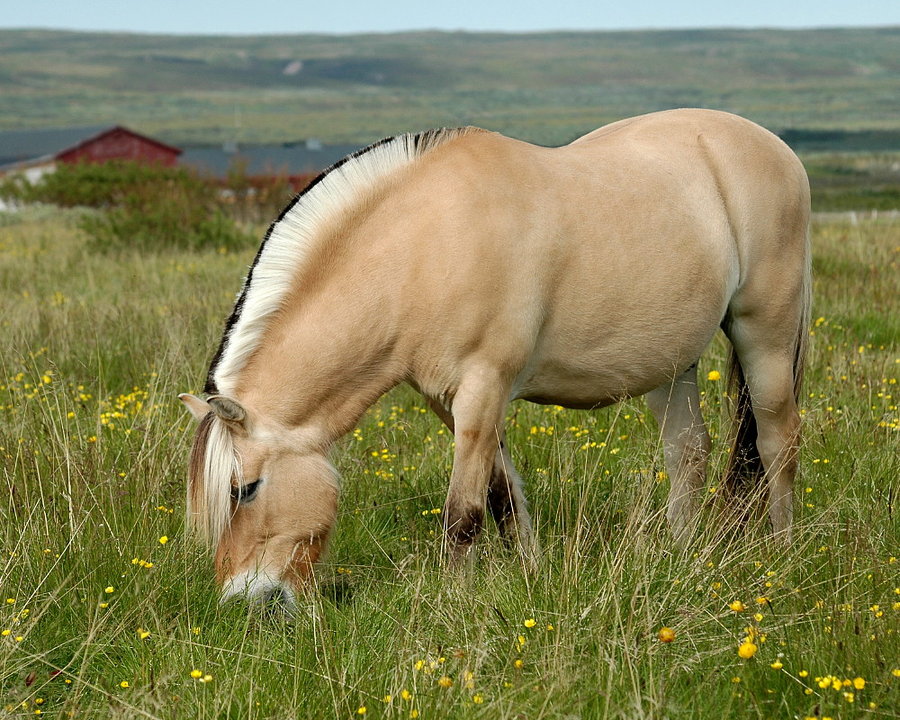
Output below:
[221,158,310,226]
[1,161,256,251]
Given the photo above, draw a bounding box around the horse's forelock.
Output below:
[187,413,239,547]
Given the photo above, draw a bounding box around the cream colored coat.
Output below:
[182,109,810,609]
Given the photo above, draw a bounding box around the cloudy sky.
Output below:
[3,0,898,34]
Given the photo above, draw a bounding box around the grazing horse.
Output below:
[180,109,810,608]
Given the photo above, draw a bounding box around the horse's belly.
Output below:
[516,360,683,408]
[513,320,717,408]
[509,220,736,408]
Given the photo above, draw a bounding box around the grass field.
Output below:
[0,206,898,719]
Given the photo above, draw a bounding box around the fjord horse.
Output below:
[180,109,810,608]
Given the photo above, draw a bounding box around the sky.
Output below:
[2,0,899,35]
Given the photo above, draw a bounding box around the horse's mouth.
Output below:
[220,568,298,614]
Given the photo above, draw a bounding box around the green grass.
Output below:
[0,207,898,718]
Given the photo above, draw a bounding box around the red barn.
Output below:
[56,126,181,167]
[0,125,181,182]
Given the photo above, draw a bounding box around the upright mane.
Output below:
[205,127,485,396]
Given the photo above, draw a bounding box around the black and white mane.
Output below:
[205,127,482,397]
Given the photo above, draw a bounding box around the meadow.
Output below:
[0,205,897,719]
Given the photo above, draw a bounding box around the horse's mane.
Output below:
[187,412,241,546]
[205,126,485,396]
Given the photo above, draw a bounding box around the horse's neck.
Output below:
[234,275,404,440]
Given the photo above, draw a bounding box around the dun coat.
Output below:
[180,109,810,609]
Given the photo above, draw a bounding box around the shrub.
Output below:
[1,161,256,251]
[220,158,310,226]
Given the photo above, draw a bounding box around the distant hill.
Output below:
[1,28,899,147]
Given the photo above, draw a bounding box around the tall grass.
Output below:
[0,208,897,718]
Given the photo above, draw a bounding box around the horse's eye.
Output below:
[231,478,262,503]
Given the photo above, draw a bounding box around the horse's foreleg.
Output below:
[646,365,711,544]
[487,436,537,566]
[427,394,536,565]
[441,370,510,564]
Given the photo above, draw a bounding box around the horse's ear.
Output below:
[178,393,211,422]
[207,395,248,430]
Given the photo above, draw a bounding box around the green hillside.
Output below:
[1,28,899,146]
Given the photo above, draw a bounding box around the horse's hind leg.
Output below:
[726,318,801,540]
[646,364,711,544]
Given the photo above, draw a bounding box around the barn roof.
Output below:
[0,125,110,168]
[0,124,363,179]
[0,125,181,169]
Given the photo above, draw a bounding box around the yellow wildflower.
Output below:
[707,370,722,381]
[853,677,865,689]
[737,641,758,659]
[770,660,783,670]
[136,628,150,640]
[400,689,412,701]
[159,536,169,545]
[523,618,537,628]
[658,626,675,643]
[438,675,453,688]
[728,600,746,613]
[356,707,366,715]
[190,669,202,679]
[472,694,484,704]
[119,681,129,688]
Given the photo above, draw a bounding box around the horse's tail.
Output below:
[722,228,811,497]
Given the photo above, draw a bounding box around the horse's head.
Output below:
[179,393,338,610]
